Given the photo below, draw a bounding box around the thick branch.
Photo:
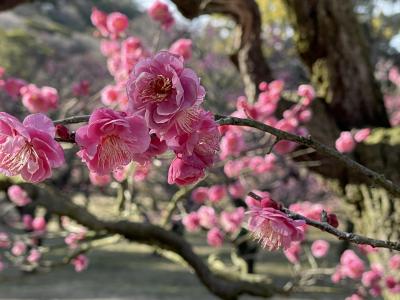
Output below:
[35,184,279,300]
[171,0,272,101]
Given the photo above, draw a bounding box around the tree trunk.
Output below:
[171,0,273,102]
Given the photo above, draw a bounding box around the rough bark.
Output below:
[0,0,33,11]
[171,0,273,102]
[283,0,390,129]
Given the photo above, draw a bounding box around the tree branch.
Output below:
[249,192,400,251]
[217,115,400,198]
[34,183,281,300]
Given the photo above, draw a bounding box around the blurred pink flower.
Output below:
[2,78,26,99]
[91,7,109,36]
[228,181,245,198]
[72,80,90,97]
[27,249,41,263]
[354,128,371,143]
[297,84,315,100]
[76,108,150,175]
[219,131,245,159]
[20,84,58,113]
[0,232,10,248]
[339,250,365,279]
[0,113,64,183]
[208,185,226,203]
[11,241,26,256]
[191,187,209,204]
[389,254,400,269]
[220,207,245,233]
[169,39,192,60]
[197,206,217,229]
[7,185,31,207]
[311,240,330,258]
[72,254,89,272]
[207,227,224,247]
[335,131,356,153]
[283,241,301,264]
[147,0,175,30]
[182,212,200,232]
[22,215,33,230]
[101,85,120,106]
[32,216,46,232]
[106,12,129,38]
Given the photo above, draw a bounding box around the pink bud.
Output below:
[311,240,330,258]
[32,217,47,232]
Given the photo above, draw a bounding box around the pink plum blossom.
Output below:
[11,241,26,256]
[219,131,245,159]
[0,113,64,183]
[32,216,47,232]
[2,78,26,99]
[228,181,245,198]
[335,131,356,153]
[169,39,193,60]
[220,207,245,233]
[27,249,41,263]
[311,240,330,258]
[168,156,206,185]
[20,84,58,113]
[23,215,33,230]
[132,134,168,165]
[389,254,400,269]
[101,85,120,106]
[207,227,224,247]
[72,80,90,97]
[191,187,209,204]
[72,254,89,272]
[147,0,175,30]
[354,128,371,143]
[91,7,108,36]
[0,232,10,248]
[197,206,217,229]
[208,185,226,203]
[284,242,301,264]
[7,185,31,207]
[106,12,129,38]
[297,84,315,100]
[339,250,365,279]
[127,51,205,137]
[247,198,305,250]
[182,212,200,232]
[75,108,150,175]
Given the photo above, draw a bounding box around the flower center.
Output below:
[0,142,39,176]
[98,135,132,169]
[142,75,173,103]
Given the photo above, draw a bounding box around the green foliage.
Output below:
[0,28,51,79]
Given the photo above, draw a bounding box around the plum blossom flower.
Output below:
[91,7,108,36]
[247,198,305,250]
[27,249,41,264]
[72,254,89,272]
[127,51,205,137]
[22,215,33,230]
[207,227,224,247]
[72,80,90,97]
[284,242,301,264]
[147,0,175,30]
[182,212,200,232]
[101,85,121,106]
[228,181,245,198]
[389,254,400,269]
[297,84,315,100]
[339,250,365,279]
[106,12,129,38]
[311,240,330,258]
[354,128,371,143]
[197,206,217,229]
[75,108,150,175]
[191,187,209,204]
[0,113,65,183]
[335,131,356,153]
[168,155,205,185]
[0,232,10,248]
[32,216,46,232]
[7,185,31,206]
[2,78,26,99]
[208,185,226,203]
[169,39,193,60]
[11,241,26,256]
[20,84,58,113]
[220,207,245,233]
